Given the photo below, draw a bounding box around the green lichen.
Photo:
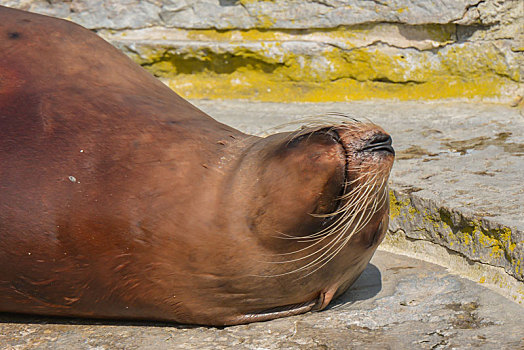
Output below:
[132,49,515,101]
[140,47,281,76]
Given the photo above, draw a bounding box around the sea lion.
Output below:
[0,6,395,326]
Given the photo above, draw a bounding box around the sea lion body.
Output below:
[0,6,394,325]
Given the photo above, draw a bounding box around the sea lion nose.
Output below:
[361,133,395,155]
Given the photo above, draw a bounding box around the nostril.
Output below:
[361,133,394,154]
[368,133,392,145]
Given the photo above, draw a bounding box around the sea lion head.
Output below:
[218,117,395,323]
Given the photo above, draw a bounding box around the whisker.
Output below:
[254,115,393,278]
[261,174,385,276]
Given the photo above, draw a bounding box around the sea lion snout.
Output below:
[360,132,394,155]
[332,123,394,156]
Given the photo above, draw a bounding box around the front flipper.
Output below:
[229,299,317,325]
[224,283,347,325]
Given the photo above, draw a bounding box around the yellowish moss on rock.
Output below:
[389,190,404,219]
[110,23,520,102]
[389,191,522,282]
[156,72,511,102]
[124,32,518,102]
[438,44,521,81]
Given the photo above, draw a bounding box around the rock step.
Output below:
[102,30,521,102]
[5,0,523,101]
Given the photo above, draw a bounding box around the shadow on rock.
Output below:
[326,262,382,310]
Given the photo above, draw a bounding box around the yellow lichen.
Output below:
[157,74,510,101]
[389,191,410,219]
[134,42,516,101]
[383,191,521,280]
[118,23,519,102]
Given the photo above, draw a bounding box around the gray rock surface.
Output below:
[2,0,521,35]
[1,251,522,349]
[0,0,482,29]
